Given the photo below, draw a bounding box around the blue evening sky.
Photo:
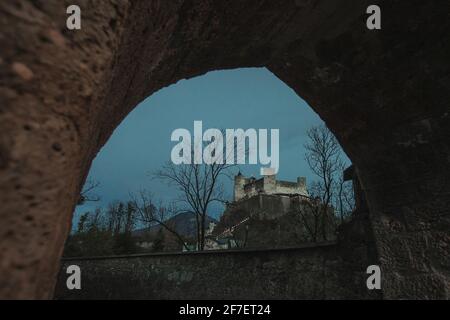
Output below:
[74,67,348,225]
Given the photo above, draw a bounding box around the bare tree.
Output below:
[77,179,100,205]
[153,133,242,250]
[300,124,354,241]
[105,201,125,235]
[294,194,322,242]
[154,160,235,250]
[130,190,191,251]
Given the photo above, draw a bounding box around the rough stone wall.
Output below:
[267,1,450,299]
[0,0,449,299]
[0,0,132,299]
[54,243,377,300]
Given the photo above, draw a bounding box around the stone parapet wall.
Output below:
[54,242,377,300]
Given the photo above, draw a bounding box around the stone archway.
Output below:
[0,0,449,299]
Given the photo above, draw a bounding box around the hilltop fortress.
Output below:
[233,171,308,202]
[211,172,325,249]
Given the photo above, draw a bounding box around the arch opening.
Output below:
[65,67,355,258]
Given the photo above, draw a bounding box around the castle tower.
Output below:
[297,177,308,196]
[233,171,247,201]
[263,172,276,194]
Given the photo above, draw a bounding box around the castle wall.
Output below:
[234,175,308,201]
[275,181,307,196]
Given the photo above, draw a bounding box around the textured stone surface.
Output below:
[54,243,378,300]
[0,0,449,299]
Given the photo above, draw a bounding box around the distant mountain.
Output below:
[132,212,217,238]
